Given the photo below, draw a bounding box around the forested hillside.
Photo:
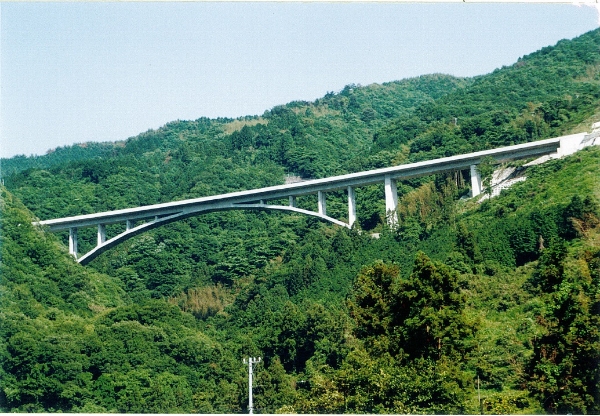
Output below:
[1,29,600,413]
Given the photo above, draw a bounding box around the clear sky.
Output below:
[1,2,599,159]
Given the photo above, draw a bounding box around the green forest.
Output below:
[1,28,600,414]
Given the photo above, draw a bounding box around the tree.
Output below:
[527,248,600,414]
[347,254,476,360]
[254,358,297,413]
[392,252,476,360]
[346,261,401,354]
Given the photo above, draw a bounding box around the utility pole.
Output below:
[243,356,261,414]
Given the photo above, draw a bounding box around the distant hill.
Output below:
[1,73,468,178]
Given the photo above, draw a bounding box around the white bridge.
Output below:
[35,129,597,265]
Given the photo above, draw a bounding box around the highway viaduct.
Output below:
[34,130,594,265]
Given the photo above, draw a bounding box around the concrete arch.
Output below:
[77,204,349,265]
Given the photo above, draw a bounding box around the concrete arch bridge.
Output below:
[35,130,595,265]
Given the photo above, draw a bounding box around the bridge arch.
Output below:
[76,203,349,265]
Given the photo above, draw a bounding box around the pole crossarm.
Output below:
[33,135,575,264]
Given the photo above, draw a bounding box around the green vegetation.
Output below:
[1,29,600,413]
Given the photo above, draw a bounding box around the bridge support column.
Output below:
[126,220,134,231]
[384,175,398,226]
[318,191,326,216]
[97,224,106,246]
[69,227,78,258]
[348,186,356,227]
[470,164,482,197]
[289,196,297,207]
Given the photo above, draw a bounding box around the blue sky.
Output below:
[1,2,599,158]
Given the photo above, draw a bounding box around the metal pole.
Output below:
[249,358,254,414]
[244,357,261,414]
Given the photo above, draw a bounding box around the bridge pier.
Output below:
[97,224,106,246]
[69,227,78,258]
[318,191,326,216]
[348,186,356,227]
[126,220,134,231]
[470,164,482,197]
[384,175,398,226]
[289,196,297,208]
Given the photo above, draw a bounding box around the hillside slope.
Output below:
[372,28,600,161]
[0,188,246,412]
[1,147,599,413]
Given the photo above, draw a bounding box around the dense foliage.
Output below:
[1,29,600,413]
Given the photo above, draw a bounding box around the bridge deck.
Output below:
[37,136,562,232]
